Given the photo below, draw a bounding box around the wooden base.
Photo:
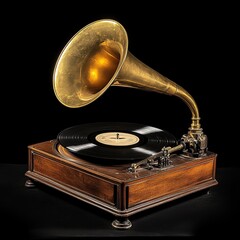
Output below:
[25,140,218,229]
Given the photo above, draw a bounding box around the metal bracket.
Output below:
[128,143,184,173]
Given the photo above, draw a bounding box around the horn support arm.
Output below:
[113,52,207,156]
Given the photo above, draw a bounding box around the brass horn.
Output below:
[53,19,207,156]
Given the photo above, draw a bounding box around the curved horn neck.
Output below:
[113,51,201,131]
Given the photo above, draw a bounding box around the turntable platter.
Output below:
[57,122,177,162]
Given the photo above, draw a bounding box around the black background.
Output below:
[2,2,238,168]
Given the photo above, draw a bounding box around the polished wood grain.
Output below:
[33,153,115,204]
[128,159,214,207]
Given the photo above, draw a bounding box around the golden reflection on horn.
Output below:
[82,41,120,95]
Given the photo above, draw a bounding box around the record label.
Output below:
[57,122,177,162]
[95,132,140,146]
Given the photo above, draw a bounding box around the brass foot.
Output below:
[112,217,132,229]
[25,179,36,188]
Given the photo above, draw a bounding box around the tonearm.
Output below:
[128,143,185,172]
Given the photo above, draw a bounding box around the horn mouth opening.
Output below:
[53,19,128,108]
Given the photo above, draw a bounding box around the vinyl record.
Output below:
[57,122,177,162]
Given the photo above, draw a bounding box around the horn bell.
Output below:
[53,19,128,108]
[53,19,200,131]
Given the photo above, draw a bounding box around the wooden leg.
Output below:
[112,217,132,229]
[25,179,36,188]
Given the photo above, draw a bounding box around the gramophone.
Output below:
[25,19,218,229]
